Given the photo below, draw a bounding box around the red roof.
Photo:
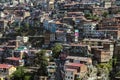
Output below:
[65,63,83,67]
[0,64,12,69]
[0,48,4,51]
[6,57,21,61]
[66,68,77,72]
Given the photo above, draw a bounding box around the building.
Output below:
[47,62,56,79]
[0,64,16,76]
[98,16,120,30]
[0,20,8,32]
[68,43,91,57]
[13,46,28,59]
[64,63,87,80]
[82,39,113,47]
[94,49,111,63]
[5,57,24,66]
[66,56,92,64]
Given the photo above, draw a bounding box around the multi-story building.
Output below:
[98,16,120,30]
[64,63,87,80]
[66,56,92,64]
[47,62,56,78]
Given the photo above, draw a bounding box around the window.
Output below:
[68,76,70,79]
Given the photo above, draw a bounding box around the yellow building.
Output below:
[0,64,16,76]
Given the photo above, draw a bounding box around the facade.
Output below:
[47,62,56,78]
[64,63,87,80]
[94,49,111,62]
[5,57,24,66]
[98,16,120,30]
[66,56,92,64]
[0,64,16,76]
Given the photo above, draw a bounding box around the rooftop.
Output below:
[65,63,83,67]
[6,57,21,61]
[66,68,77,72]
[0,64,12,69]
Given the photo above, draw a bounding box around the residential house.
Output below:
[68,43,91,57]
[115,0,120,6]
[16,36,29,43]
[104,1,112,8]
[5,57,24,66]
[45,50,53,61]
[92,7,108,16]
[83,21,98,38]
[108,6,120,14]
[13,46,28,59]
[0,64,16,76]
[66,56,92,64]
[55,30,66,42]
[64,63,87,80]
[82,39,113,47]
[47,62,56,78]
[0,20,8,32]
[98,16,120,30]
[93,49,111,63]
[96,30,120,39]
[0,48,4,63]
[49,0,55,10]
[113,40,120,70]
[63,2,93,13]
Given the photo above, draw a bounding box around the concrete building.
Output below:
[64,63,87,80]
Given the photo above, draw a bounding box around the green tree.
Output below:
[12,67,25,80]
[35,50,48,76]
[85,13,99,21]
[75,78,81,80]
[24,75,31,80]
[102,12,109,18]
[52,43,63,58]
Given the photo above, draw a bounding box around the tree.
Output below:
[52,43,63,58]
[85,13,99,21]
[12,67,25,80]
[34,50,48,76]
[75,78,82,80]
[102,12,109,18]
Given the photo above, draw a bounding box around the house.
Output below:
[83,21,98,38]
[113,40,120,70]
[7,40,20,49]
[5,57,24,66]
[92,7,108,16]
[96,30,120,39]
[68,43,91,57]
[104,1,112,8]
[82,39,113,47]
[49,0,55,10]
[13,46,28,59]
[98,16,120,30]
[47,62,56,78]
[0,20,8,32]
[115,0,120,6]
[66,56,92,64]
[16,36,29,43]
[0,48,4,63]
[64,63,87,80]
[55,30,66,42]
[45,50,53,61]
[0,64,16,76]
[93,49,111,63]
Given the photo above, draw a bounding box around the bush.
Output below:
[24,75,31,80]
